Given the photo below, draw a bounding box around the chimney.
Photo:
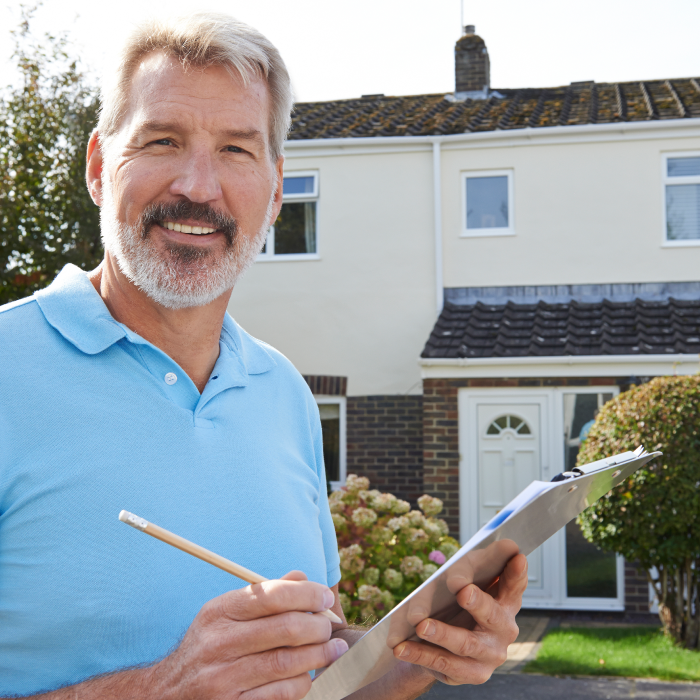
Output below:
[455,25,490,95]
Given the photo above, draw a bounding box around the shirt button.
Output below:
[164,372,177,385]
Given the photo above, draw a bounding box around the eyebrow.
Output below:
[134,121,266,147]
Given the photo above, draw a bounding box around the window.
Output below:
[461,170,514,237]
[259,172,319,259]
[316,396,346,492]
[663,153,700,245]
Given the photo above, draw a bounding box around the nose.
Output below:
[169,146,223,203]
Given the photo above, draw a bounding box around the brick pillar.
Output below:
[624,560,651,613]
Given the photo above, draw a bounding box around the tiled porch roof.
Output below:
[422,286,700,359]
[289,79,700,141]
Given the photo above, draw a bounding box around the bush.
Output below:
[577,376,700,649]
[0,6,102,305]
[331,475,460,624]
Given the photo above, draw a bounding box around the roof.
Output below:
[422,284,700,359]
[289,79,700,141]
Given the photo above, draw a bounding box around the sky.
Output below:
[1,0,699,103]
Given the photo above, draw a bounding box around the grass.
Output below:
[523,626,700,682]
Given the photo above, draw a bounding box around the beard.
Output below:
[99,182,274,310]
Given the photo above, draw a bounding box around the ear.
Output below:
[268,155,285,226]
[86,129,104,207]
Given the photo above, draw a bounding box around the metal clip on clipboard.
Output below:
[307,446,660,700]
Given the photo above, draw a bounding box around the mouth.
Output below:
[160,221,218,235]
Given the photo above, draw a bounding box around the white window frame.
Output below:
[661,151,700,248]
[316,395,346,492]
[257,170,320,261]
[460,169,515,238]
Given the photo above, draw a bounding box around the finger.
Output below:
[415,618,505,666]
[213,579,336,622]
[456,584,506,633]
[281,570,309,582]
[493,554,528,610]
[237,638,348,690]
[393,641,493,686]
[220,610,332,657]
[239,672,312,700]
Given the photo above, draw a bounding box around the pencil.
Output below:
[118,510,341,624]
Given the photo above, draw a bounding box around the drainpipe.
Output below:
[432,139,444,315]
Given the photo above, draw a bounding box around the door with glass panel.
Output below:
[562,391,622,605]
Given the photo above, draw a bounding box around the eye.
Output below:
[224,145,245,153]
[150,138,173,146]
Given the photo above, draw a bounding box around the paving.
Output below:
[422,614,700,699]
[424,674,700,699]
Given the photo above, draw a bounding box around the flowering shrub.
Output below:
[332,474,460,624]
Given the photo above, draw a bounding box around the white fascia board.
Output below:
[283,118,700,158]
[420,353,700,379]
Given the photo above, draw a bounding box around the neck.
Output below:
[89,253,232,393]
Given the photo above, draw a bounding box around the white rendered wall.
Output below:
[229,124,700,397]
[440,132,700,288]
[229,149,437,396]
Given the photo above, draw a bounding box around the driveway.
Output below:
[423,674,700,699]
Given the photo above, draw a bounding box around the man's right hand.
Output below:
[149,571,347,699]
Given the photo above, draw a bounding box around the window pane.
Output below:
[273,202,317,254]
[283,176,315,195]
[668,157,700,177]
[566,520,617,598]
[666,184,700,240]
[563,393,618,598]
[466,176,509,229]
[320,415,340,487]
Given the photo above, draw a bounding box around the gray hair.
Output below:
[97,12,293,161]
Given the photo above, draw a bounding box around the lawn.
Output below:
[523,626,700,682]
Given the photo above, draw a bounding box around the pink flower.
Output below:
[428,550,446,565]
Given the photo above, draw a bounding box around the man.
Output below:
[0,12,527,698]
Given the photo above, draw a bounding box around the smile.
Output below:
[161,221,217,235]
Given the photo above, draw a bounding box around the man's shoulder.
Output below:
[0,295,44,332]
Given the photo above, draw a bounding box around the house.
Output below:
[229,26,700,613]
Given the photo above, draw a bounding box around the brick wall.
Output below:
[455,33,490,93]
[346,395,424,506]
[625,561,651,613]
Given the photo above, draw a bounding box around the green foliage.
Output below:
[577,376,700,649]
[0,6,102,305]
[524,626,700,682]
[331,475,459,624]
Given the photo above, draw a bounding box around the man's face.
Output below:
[96,52,283,309]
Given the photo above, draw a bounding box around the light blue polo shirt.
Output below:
[0,264,340,695]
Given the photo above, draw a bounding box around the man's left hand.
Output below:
[393,553,528,686]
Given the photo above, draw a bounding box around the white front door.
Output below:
[459,391,559,606]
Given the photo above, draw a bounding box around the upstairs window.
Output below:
[461,170,514,237]
[664,154,700,244]
[259,172,319,260]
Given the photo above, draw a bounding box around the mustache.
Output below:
[140,201,238,247]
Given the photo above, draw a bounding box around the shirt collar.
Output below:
[35,264,277,377]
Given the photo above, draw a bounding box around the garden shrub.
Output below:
[577,376,700,649]
[331,475,460,624]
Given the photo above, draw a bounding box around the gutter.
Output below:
[420,353,700,367]
[419,353,700,379]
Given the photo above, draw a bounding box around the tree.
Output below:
[0,5,101,305]
[577,376,700,649]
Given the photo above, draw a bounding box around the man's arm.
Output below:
[331,554,528,700]
[3,573,346,700]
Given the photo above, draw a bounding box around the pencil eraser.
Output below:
[119,510,148,531]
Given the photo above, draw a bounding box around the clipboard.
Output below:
[307,446,660,700]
